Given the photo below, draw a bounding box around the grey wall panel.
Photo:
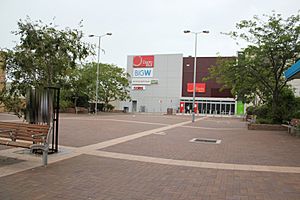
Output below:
[126,54,183,113]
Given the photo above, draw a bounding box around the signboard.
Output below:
[133,55,154,67]
[150,79,158,84]
[131,79,152,85]
[131,79,159,85]
[133,68,153,78]
[132,85,146,90]
[187,83,206,93]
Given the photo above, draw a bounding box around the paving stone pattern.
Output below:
[103,124,300,167]
[1,154,300,200]
[1,113,300,200]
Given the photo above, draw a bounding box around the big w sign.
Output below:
[133,68,153,77]
[132,55,154,78]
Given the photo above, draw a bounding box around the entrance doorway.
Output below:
[181,99,236,115]
[132,100,137,112]
[185,103,192,113]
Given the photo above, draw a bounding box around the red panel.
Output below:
[133,56,154,67]
[180,102,184,113]
[194,103,198,113]
[187,83,206,93]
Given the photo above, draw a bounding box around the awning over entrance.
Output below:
[284,60,300,80]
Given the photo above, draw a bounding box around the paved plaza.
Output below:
[0,113,300,200]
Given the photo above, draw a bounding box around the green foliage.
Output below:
[4,17,92,96]
[293,111,300,119]
[246,106,255,115]
[98,63,131,108]
[246,87,299,124]
[271,87,298,123]
[59,66,92,109]
[206,11,300,122]
[105,104,115,112]
[256,118,274,124]
[252,104,271,119]
[64,62,131,111]
[0,91,24,117]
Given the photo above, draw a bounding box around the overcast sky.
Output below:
[1,0,299,68]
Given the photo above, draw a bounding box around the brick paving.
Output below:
[59,117,164,147]
[1,154,300,200]
[0,113,300,199]
[103,120,300,167]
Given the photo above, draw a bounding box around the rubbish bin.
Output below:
[167,108,173,115]
[123,107,129,113]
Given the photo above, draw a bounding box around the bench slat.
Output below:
[0,140,31,148]
[0,122,50,148]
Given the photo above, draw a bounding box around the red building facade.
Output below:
[180,57,236,115]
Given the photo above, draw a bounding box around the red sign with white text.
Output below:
[187,83,206,93]
[133,56,154,67]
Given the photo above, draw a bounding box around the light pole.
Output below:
[89,33,112,115]
[184,30,209,122]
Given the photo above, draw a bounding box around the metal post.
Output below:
[192,33,198,123]
[89,33,112,115]
[95,37,101,115]
[55,88,60,152]
[184,30,209,123]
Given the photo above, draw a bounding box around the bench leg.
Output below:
[30,144,49,167]
[42,146,49,167]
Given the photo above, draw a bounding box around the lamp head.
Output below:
[183,30,191,34]
[106,33,112,36]
[203,30,209,34]
[88,34,95,37]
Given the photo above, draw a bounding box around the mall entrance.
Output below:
[180,99,236,115]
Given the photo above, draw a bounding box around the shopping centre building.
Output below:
[120,54,245,115]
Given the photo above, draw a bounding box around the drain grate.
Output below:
[190,138,221,144]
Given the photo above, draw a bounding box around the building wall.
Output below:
[122,54,183,113]
[182,57,234,98]
[120,55,239,114]
[289,79,300,97]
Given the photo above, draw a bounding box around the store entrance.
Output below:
[184,102,192,113]
[132,100,137,112]
[181,100,236,115]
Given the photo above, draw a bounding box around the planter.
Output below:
[248,123,287,131]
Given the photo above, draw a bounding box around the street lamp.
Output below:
[89,33,112,115]
[184,30,209,122]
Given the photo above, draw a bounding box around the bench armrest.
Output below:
[31,125,52,144]
[32,133,47,138]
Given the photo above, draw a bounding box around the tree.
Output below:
[3,17,92,97]
[60,65,95,110]
[206,12,300,123]
[80,62,131,111]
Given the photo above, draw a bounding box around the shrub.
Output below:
[253,104,270,119]
[105,104,115,112]
[246,106,255,115]
[256,118,273,124]
[292,111,300,119]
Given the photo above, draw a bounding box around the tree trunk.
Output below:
[272,88,281,123]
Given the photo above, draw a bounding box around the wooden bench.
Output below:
[0,121,52,166]
[245,115,256,123]
[75,107,88,114]
[282,118,300,136]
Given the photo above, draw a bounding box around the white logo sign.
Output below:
[133,68,153,78]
